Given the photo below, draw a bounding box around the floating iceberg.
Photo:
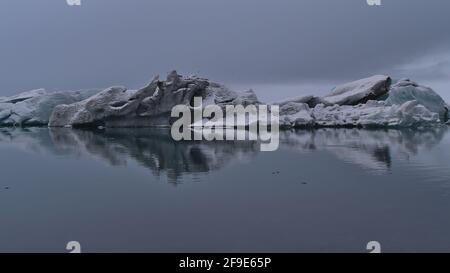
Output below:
[49,71,258,128]
[279,75,448,128]
[385,78,448,121]
[0,71,448,129]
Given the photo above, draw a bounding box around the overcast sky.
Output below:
[0,0,449,101]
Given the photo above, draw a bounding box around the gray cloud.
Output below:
[0,0,449,96]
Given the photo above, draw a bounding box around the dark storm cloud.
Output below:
[0,0,449,95]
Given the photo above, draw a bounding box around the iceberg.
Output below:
[385,78,448,121]
[0,89,100,126]
[49,86,136,127]
[279,75,447,128]
[0,71,447,129]
[49,71,256,128]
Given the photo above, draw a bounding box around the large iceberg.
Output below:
[279,75,448,128]
[49,71,258,128]
[0,71,448,129]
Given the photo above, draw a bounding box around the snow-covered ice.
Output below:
[385,78,448,121]
[0,89,100,126]
[0,72,448,129]
[322,75,391,106]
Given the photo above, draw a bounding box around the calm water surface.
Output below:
[1,127,450,253]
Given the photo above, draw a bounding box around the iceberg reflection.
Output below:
[280,127,448,173]
[49,128,260,182]
[0,126,447,180]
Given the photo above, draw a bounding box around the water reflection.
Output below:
[50,128,262,182]
[0,126,448,180]
[280,127,447,173]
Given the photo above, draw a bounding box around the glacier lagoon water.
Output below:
[1,127,450,253]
